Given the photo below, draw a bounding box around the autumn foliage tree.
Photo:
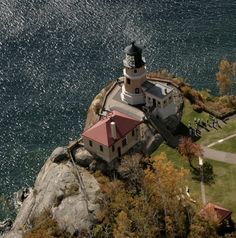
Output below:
[178,137,203,170]
[117,153,145,192]
[94,153,199,238]
[216,59,236,95]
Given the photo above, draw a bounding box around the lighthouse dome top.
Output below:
[124,41,143,56]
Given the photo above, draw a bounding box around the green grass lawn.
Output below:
[205,159,236,221]
[181,99,236,148]
[199,119,236,146]
[151,98,236,219]
[181,99,209,125]
[153,144,236,220]
[212,136,236,153]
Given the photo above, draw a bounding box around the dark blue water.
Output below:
[1,0,236,219]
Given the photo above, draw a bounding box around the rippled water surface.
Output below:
[1,0,236,218]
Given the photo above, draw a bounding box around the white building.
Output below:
[121,41,146,105]
[142,81,176,119]
[121,42,176,119]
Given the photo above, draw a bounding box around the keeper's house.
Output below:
[82,110,142,162]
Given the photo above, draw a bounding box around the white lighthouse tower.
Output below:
[121,42,147,105]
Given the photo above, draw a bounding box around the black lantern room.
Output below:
[123,41,145,68]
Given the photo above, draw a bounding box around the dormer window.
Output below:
[135,88,139,94]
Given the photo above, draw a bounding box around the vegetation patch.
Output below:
[154,144,236,221]
[23,211,74,238]
[93,153,220,238]
[181,99,209,125]
[178,96,236,148]
[148,71,236,119]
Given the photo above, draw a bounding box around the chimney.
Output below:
[110,121,117,140]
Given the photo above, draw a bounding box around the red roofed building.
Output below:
[82,110,142,162]
[200,203,232,224]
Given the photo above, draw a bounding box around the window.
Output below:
[126,55,135,66]
[112,145,115,152]
[132,130,135,136]
[127,78,131,84]
[169,96,172,101]
[135,88,139,94]
[89,140,93,147]
[134,69,137,73]
[152,98,156,106]
[164,100,167,104]
[122,138,127,147]
[100,145,103,152]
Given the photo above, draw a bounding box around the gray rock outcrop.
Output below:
[50,146,70,163]
[2,147,100,238]
[0,219,12,235]
[73,146,94,168]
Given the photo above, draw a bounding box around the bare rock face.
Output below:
[50,146,70,163]
[1,231,21,238]
[73,146,94,168]
[84,81,114,130]
[0,219,12,235]
[2,147,100,237]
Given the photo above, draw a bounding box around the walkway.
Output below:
[203,146,236,165]
[103,79,145,121]
[207,133,236,148]
[201,132,236,164]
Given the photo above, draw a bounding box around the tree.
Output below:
[188,214,219,238]
[143,153,191,237]
[113,211,134,238]
[94,153,198,238]
[178,137,203,170]
[118,153,144,192]
[216,72,231,95]
[191,161,215,184]
[216,59,233,95]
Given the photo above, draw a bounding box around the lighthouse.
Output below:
[121,42,147,105]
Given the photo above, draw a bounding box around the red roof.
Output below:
[82,110,141,147]
[200,203,232,223]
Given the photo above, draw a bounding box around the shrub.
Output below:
[191,161,215,184]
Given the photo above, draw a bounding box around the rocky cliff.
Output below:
[1,146,100,238]
[1,80,112,238]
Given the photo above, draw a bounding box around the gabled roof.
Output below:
[200,203,232,223]
[82,110,141,147]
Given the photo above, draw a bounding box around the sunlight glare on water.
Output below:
[1,0,236,219]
